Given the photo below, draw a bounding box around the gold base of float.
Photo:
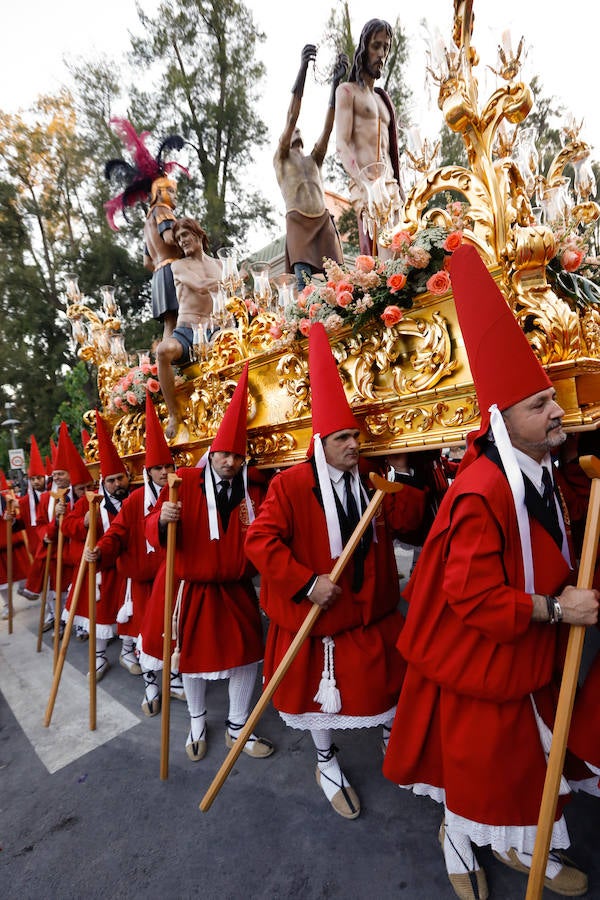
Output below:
[80,270,600,483]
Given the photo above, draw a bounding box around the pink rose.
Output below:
[336,281,354,295]
[426,270,451,295]
[299,318,311,337]
[146,378,160,393]
[309,302,322,318]
[355,255,376,273]
[561,247,584,272]
[443,230,463,252]
[269,324,283,339]
[126,391,138,406]
[150,364,158,376]
[391,230,413,251]
[387,272,407,293]
[123,372,134,388]
[380,305,403,327]
[299,284,315,300]
[141,362,152,375]
[336,291,353,308]
[114,396,123,409]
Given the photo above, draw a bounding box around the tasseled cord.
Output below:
[313,636,342,713]
[170,580,185,671]
[116,577,133,624]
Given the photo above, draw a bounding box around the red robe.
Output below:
[140,467,265,674]
[383,452,574,826]
[570,650,600,768]
[94,487,165,640]
[24,490,75,593]
[62,494,126,636]
[18,489,44,558]
[244,460,417,718]
[0,498,31,584]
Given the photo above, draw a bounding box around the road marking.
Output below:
[0,597,139,774]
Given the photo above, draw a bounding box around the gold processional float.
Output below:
[66,0,600,481]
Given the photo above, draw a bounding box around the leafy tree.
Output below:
[128,0,276,251]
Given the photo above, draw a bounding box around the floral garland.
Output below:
[106,361,171,416]
[274,222,464,341]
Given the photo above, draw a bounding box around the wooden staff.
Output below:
[44,531,93,727]
[5,501,14,635]
[160,473,182,781]
[526,455,600,899]
[37,541,53,653]
[52,489,68,673]
[200,471,403,812]
[86,491,102,732]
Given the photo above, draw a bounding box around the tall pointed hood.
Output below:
[53,422,90,485]
[144,393,173,468]
[210,362,249,456]
[308,322,360,450]
[28,435,45,478]
[95,411,127,479]
[449,243,551,446]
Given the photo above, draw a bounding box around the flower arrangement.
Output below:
[106,361,163,415]
[546,213,600,308]
[278,221,463,341]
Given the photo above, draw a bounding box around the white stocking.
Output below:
[442,819,481,875]
[227,662,258,728]
[182,675,207,741]
[142,667,159,702]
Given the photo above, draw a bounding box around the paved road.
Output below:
[1,594,599,900]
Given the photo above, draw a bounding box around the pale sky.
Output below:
[2,0,597,253]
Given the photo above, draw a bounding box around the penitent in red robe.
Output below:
[24,490,75,593]
[94,486,166,641]
[244,460,424,720]
[139,467,265,674]
[383,452,575,827]
[62,494,126,639]
[0,498,31,584]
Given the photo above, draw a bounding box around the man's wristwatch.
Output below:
[545,594,563,624]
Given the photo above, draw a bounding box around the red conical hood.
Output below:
[81,428,91,449]
[54,422,90,485]
[144,393,173,468]
[0,469,8,492]
[95,411,126,479]
[50,437,58,468]
[309,323,359,442]
[28,435,45,477]
[449,244,551,450]
[66,441,92,487]
[210,362,249,456]
[53,423,73,473]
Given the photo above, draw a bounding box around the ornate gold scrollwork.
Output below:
[345,315,457,401]
[276,351,310,420]
[248,432,297,459]
[364,394,479,437]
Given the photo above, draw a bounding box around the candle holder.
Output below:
[249,261,273,311]
[217,246,243,297]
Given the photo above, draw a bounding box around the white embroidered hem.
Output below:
[136,635,163,671]
[62,611,115,640]
[398,783,570,852]
[279,705,396,730]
